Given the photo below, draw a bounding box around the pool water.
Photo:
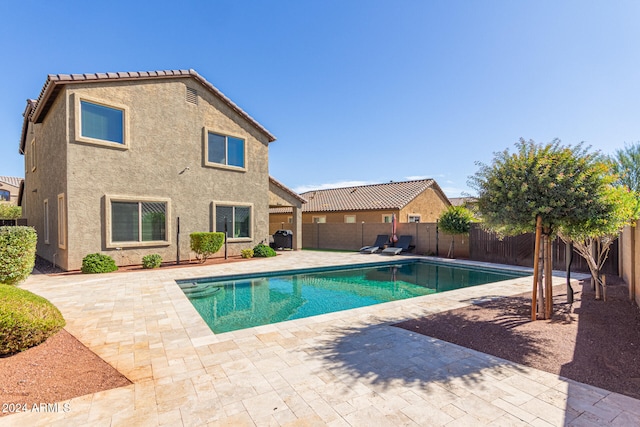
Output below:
[177,260,526,334]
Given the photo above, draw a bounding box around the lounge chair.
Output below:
[360,234,389,254]
[381,235,414,255]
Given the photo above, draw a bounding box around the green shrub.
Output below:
[0,284,66,355]
[253,243,276,258]
[0,204,22,220]
[190,232,225,263]
[81,253,118,274]
[241,249,254,259]
[142,253,162,269]
[0,226,37,286]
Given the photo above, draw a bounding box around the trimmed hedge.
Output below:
[81,253,118,274]
[0,284,66,355]
[190,232,225,263]
[0,226,37,286]
[142,253,162,269]
[0,204,22,220]
[253,243,276,258]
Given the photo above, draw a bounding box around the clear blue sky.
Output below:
[1,1,639,197]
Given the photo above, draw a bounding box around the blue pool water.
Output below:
[177,260,527,334]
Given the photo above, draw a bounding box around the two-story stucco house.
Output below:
[19,69,303,271]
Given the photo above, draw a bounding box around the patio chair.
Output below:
[381,235,414,255]
[360,234,389,254]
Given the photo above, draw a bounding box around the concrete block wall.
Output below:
[620,223,640,306]
[299,222,470,258]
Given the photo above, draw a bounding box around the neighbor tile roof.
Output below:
[27,69,275,141]
[299,179,446,212]
[0,176,23,188]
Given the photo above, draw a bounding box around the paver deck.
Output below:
[2,251,639,426]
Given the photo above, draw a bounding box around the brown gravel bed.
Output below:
[0,330,131,417]
[395,276,640,400]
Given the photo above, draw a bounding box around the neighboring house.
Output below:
[19,69,303,271]
[0,176,22,205]
[270,179,451,226]
[449,197,477,208]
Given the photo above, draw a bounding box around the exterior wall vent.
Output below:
[186,87,198,105]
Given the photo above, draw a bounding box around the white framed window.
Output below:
[30,138,36,172]
[287,216,293,224]
[75,95,128,149]
[214,203,252,241]
[382,215,393,223]
[344,215,356,223]
[312,216,326,224]
[57,194,66,249]
[204,129,246,170]
[105,195,170,248]
[408,215,421,223]
[43,199,49,244]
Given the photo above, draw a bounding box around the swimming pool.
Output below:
[177,259,527,333]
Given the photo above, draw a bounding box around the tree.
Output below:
[438,205,474,258]
[611,142,640,194]
[470,139,617,319]
[559,183,637,300]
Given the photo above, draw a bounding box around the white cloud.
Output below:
[403,175,430,181]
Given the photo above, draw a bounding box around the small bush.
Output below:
[0,226,37,286]
[253,243,276,258]
[81,253,118,274]
[142,254,162,269]
[0,284,66,355]
[241,249,254,259]
[190,232,225,263]
[0,204,22,220]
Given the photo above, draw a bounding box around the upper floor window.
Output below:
[408,215,421,223]
[206,131,245,169]
[81,100,124,144]
[75,95,128,149]
[344,215,356,223]
[30,138,36,171]
[312,216,326,224]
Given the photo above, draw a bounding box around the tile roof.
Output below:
[269,176,307,204]
[298,179,448,212]
[26,69,275,141]
[0,176,23,188]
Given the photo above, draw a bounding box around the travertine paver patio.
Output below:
[3,251,640,426]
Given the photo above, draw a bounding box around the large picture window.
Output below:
[215,205,251,239]
[81,101,124,143]
[106,196,170,247]
[206,131,245,168]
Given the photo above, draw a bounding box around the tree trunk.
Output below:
[565,241,574,304]
[531,216,542,320]
[545,234,553,319]
[538,235,546,319]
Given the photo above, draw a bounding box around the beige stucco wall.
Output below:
[400,187,450,223]
[620,223,640,306]
[25,77,272,270]
[0,182,20,204]
[22,92,69,268]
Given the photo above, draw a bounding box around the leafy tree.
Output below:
[0,204,21,220]
[470,139,619,318]
[611,142,640,194]
[438,205,474,258]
